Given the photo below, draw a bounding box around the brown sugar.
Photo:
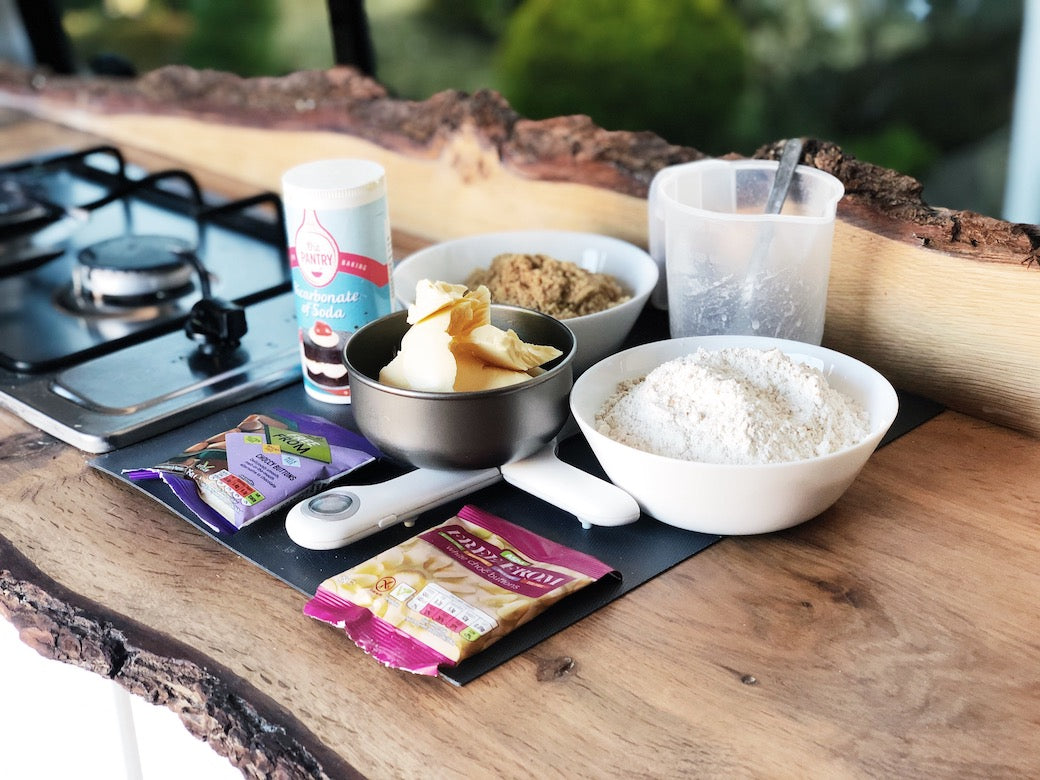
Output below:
[465,253,630,319]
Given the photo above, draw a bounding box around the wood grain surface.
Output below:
[3,380,1039,777]
[0,84,1039,778]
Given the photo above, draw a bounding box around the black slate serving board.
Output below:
[90,308,943,685]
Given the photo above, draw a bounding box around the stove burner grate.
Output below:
[0,176,63,237]
[0,146,128,240]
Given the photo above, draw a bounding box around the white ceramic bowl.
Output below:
[392,230,658,374]
[570,335,899,535]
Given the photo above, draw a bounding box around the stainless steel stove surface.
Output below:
[0,146,301,452]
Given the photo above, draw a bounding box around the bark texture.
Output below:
[2,63,1033,264]
[0,537,358,780]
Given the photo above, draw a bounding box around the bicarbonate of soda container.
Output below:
[282,159,395,403]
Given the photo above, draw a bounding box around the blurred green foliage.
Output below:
[843,124,940,181]
[726,0,1020,177]
[495,0,747,154]
[179,0,280,76]
[62,0,332,77]
[55,0,1022,213]
[62,4,190,72]
[423,0,522,38]
[365,0,496,97]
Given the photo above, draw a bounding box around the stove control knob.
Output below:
[185,298,248,352]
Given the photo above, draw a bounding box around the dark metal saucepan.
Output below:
[344,305,576,470]
[343,305,640,529]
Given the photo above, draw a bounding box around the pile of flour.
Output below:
[595,347,871,465]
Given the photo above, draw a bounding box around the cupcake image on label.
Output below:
[301,321,349,390]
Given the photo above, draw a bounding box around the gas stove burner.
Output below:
[0,145,296,452]
[0,177,62,237]
[72,234,199,306]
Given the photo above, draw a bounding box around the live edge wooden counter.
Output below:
[2,102,1040,779]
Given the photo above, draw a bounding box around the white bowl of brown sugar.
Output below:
[392,230,659,373]
[570,335,899,535]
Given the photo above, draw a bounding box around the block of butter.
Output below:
[379,280,562,392]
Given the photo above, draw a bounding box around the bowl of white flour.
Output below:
[570,335,898,535]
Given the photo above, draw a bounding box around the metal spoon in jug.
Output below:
[739,137,803,307]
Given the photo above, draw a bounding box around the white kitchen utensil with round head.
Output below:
[286,438,641,551]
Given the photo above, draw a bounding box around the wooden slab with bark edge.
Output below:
[1,99,1039,780]
[1,64,1035,436]
[2,376,1039,778]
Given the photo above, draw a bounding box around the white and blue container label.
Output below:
[283,159,394,404]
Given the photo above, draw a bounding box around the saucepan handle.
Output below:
[500,446,641,528]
